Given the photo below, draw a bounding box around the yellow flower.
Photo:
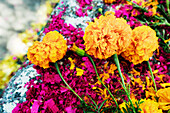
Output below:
[68,57,75,70]
[120,99,162,113]
[92,87,112,107]
[144,0,158,16]
[83,11,132,59]
[76,68,84,76]
[140,99,162,113]
[18,29,38,44]
[164,38,170,43]
[156,88,170,110]
[145,87,156,100]
[27,31,67,68]
[0,55,21,89]
[160,83,170,88]
[119,98,138,113]
[121,25,158,65]
[129,0,159,16]
[103,0,116,4]
[130,0,146,6]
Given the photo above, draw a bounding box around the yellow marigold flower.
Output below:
[103,0,116,4]
[156,88,170,110]
[27,31,67,68]
[140,99,162,113]
[121,25,158,65]
[83,12,132,59]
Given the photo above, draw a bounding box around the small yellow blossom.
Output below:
[0,55,21,89]
[145,87,156,100]
[160,83,170,88]
[68,57,75,70]
[119,98,138,113]
[108,64,117,74]
[129,0,159,16]
[164,38,170,43]
[92,87,112,107]
[130,0,146,6]
[76,68,84,76]
[103,0,116,4]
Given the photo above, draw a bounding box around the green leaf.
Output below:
[83,109,86,113]
[98,99,108,111]
[168,109,170,113]
[139,100,144,104]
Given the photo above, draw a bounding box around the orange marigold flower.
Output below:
[103,0,116,4]
[43,31,64,42]
[121,25,158,65]
[139,99,162,113]
[156,87,170,110]
[27,31,67,68]
[83,12,132,59]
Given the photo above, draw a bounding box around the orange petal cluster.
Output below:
[103,0,116,4]
[139,99,162,113]
[121,25,158,65]
[156,87,170,110]
[27,31,67,68]
[83,12,132,59]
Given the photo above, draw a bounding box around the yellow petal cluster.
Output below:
[119,98,138,113]
[129,0,159,16]
[121,25,158,65]
[0,56,21,89]
[140,99,162,113]
[156,87,170,110]
[27,31,67,68]
[83,11,132,59]
[76,68,84,76]
[103,0,116,4]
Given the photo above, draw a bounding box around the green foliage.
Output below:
[76,94,118,113]
[118,99,144,113]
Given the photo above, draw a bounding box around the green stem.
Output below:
[150,21,170,26]
[55,62,83,101]
[113,54,136,113]
[166,0,170,16]
[85,53,119,108]
[127,0,170,23]
[147,61,157,92]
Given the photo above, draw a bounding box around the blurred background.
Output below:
[0,0,47,59]
[0,0,58,93]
